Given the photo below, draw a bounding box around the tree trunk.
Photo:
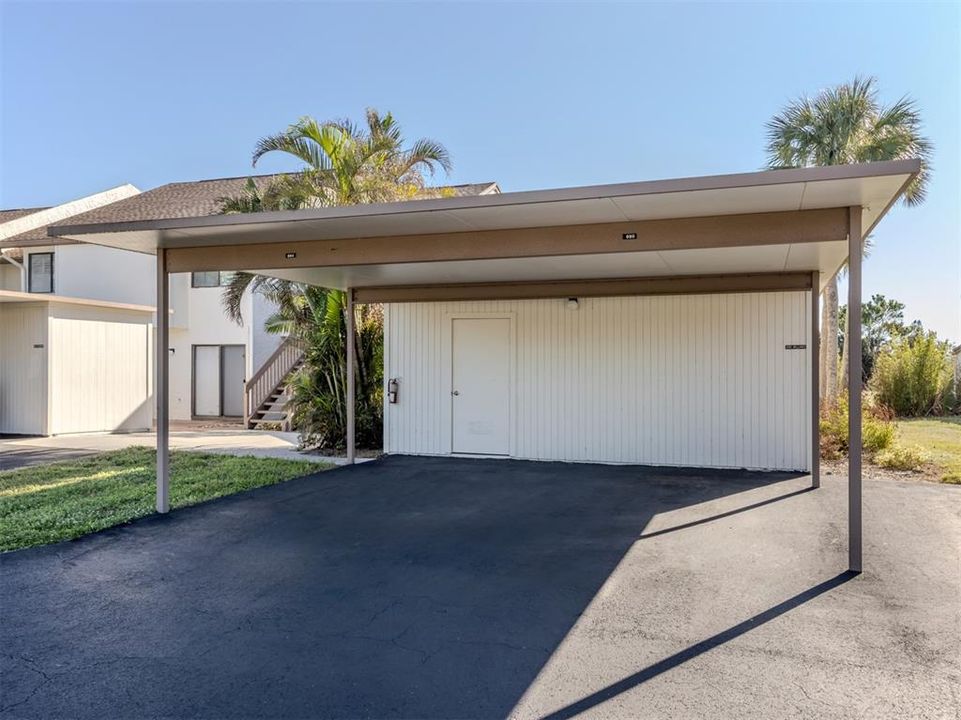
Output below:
[840,301,850,392]
[819,288,828,402]
[821,276,840,405]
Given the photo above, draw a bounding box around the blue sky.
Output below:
[2,1,958,340]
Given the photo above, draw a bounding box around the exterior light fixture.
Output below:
[566,297,580,311]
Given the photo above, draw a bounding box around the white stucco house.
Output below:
[0,182,286,434]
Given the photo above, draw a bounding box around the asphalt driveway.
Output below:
[1,456,958,719]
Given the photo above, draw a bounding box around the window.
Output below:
[28,252,53,293]
[191,271,233,288]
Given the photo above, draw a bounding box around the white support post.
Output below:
[848,207,863,573]
[346,288,356,464]
[156,249,170,513]
[811,270,820,489]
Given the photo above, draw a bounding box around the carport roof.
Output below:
[49,160,919,293]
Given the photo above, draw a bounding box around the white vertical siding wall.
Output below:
[47,303,153,434]
[0,303,48,435]
[384,292,811,471]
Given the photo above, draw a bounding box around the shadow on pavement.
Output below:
[1,454,806,719]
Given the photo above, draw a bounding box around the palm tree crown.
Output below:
[765,76,931,204]
[217,108,452,323]
[251,108,452,207]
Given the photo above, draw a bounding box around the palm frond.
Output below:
[220,272,256,324]
[403,137,453,176]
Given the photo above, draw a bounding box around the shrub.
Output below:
[941,471,961,485]
[863,418,896,452]
[872,332,952,416]
[820,393,896,456]
[874,444,929,471]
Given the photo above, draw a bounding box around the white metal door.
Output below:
[0,304,47,435]
[221,346,246,417]
[194,346,221,417]
[451,317,511,455]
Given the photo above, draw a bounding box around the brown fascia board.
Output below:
[353,272,814,304]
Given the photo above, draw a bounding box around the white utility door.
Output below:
[0,304,47,435]
[451,317,511,455]
[194,346,221,417]
[221,346,246,417]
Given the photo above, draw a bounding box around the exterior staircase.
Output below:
[244,338,304,430]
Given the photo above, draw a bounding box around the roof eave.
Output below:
[49,159,921,241]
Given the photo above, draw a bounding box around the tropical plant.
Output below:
[217,176,315,215]
[266,287,383,450]
[217,109,451,450]
[872,332,952,416]
[252,107,451,207]
[765,76,932,405]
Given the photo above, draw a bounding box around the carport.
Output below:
[52,159,922,573]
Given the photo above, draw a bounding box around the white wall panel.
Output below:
[384,292,811,471]
[47,303,152,434]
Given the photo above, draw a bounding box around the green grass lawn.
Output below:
[896,416,961,484]
[0,447,329,552]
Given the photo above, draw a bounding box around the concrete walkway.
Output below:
[0,429,353,470]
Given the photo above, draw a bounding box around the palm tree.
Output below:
[765,77,932,405]
[219,108,451,322]
[216,109,450,449]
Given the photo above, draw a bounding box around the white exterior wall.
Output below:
[46,303,153,434]
[251,290,284,372]
[0,263,22,291]
[7,246,283,423]
[165,280,282,420]
[0,301,151,435]
[167,280,250,420]
[0,303,48,434]
[23,245,155,306]
[384,292,812,471]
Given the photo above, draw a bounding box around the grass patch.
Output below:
[0,447,329,552]
[895,416,961,483]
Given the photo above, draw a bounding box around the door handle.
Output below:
[451,390,460,396]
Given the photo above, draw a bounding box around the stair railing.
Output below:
[244,337,304,428]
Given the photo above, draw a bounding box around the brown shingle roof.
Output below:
[49,175,499,230]
[1,176,496,249]
[0,207,48,224]
[2,225,60,245]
